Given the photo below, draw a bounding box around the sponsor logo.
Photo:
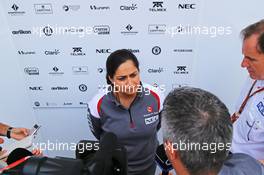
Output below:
[149,1,166,12]
[145,115,159,125]
[71,47,86,56]
[97,68,105,73]
[34,101,40,107]
[29,86,43,91]
[147,106,153,113]
[127,48,140,53]
[178,4,196,9]
[12,30,31,35]
[79,84,88,92]
[72,66,89,75]
[173,49,193,53]
[90,5,110,10]
[173,66,189,74]
[257,101,264,117]
[93,25,110,35]
[63,102,73,106]
[18,50,36,55]
[120,4,138,10]
[45,49,60,55]
[43,26,53,36]
[172,84,188,89]
[148,67,164,73]
[51,86,69,90]
[148,24,166,34]
[24,67,39,75]
[63,27,84,34]
[49,67,64,75]
[8,4,25,15]
[63,5,80,11]
[34,4,53,14]
[152,46,161,55]
[96,49,111,54]
[121,24,138,35]
[46,102,57,107]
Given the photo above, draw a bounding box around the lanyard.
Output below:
[232,80,264,123]
[238,80,264,114]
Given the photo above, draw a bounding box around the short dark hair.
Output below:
[106,49,139,85]
[161,87,232,175]
[241,19,264,53]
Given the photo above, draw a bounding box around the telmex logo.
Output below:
[177,66,187,71]
[24,67,39,75]
[120,4,137,10]
[73,47,82,52]
[178,4,196,9]
[71,47,85,56]
[153,2,163,8]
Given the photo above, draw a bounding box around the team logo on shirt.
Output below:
[145,115,159,125]
[256,101,264,117]
[147,106,153,113]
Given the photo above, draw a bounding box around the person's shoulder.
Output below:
[88,90,108,116]
[89,90,107,105]
[219,153,264,175]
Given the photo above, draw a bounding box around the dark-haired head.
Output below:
[106,49,141,95]
[106,49,139,85]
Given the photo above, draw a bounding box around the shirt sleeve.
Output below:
[87,93,105,140]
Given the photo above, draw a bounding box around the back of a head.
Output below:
[161,87,233,175]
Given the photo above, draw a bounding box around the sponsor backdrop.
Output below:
[0,0,263,167]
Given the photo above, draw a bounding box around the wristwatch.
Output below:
[6,127,13,139]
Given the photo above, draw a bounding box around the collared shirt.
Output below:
[231,77,264,160]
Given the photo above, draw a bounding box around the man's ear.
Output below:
[0,137,4,144]
[164,140,178,162]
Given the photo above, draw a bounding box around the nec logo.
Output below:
[177,66,187,71]
[29,86,43,90]
[178,4,196,9]
[73,47,82,52]
[153,2,163,8]
[96,49,111,54]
